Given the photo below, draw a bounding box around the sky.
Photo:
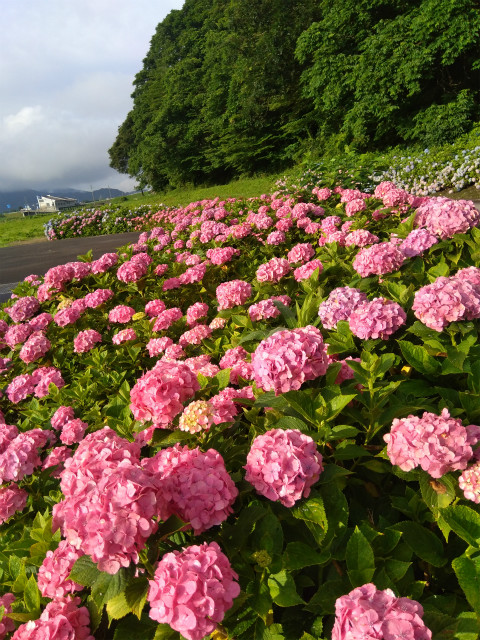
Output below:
[0,0,185,194]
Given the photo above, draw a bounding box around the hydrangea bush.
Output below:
[2,182,480,639]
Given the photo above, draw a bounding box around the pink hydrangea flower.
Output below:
[19,332,50,363]
[4,323,33,348]
[287,243,315,264]
[51,406,75,430]
[349,298,406,340]
[178,401,214,433]
[42,446,72,477]
[412,275,480,331]
[83,288,114,308]
[206,247,240,264]
[108,305,135,323]
[28,312,53,331]
[147,542,240,640]
[384,408,480,478]
[73,330,102,353]
[90,252,118,274]
[0,484,28,524]
[318,287,368,330]
[5,296,40,323]
[256,257,291,283]
[112,328,137,344]
[459,461,480,503]
[162,277,182,291]
[143,445,238,533]
[154,263,169,276]
[153,307,183,331]
[146,336,173,357]
[186,302,209,326]
[400,228,438,257]
[130,360,200,426]
[179,324,212,346]
[248,295,291,322]
[32,366,65,398]
[6,374,35,403]
[216,280,252,310]
[54,305,83,327]
[37,541,84,598]
[353,242,405,277]
[266,230,286,245]
[245,429,323,507]
[210,386,254,424]
[415,197,480,239]
[345,198,366,216]
[294,259,323,282]
[60,419,88,445]
[332,583,432,640]
[0,428,55,483]
[209,317,227,330]
[313,186,332,200]
[145,299,166,317]
[11,595,95,640]
[117,259,147,283]
[344,229,379,247]
[252,326,329,395]
[0,593,15,639]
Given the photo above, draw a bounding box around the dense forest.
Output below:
[109,0,480,191]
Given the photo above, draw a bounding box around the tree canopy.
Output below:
[109,0,480,190]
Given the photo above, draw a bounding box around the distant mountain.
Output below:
[0,188,126,213]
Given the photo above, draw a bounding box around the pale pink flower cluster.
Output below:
[294,259,323,282]
[0,593,15,639]
[266,230,286,245]
[179,324,212,346]
[5,296,40,323]
[178,400,214,433]
[4,323,33,348]
[108,305,135,323]
[353,242,405,277]
[345,198,366,217]
[415,197,480,239]
[53,427,158,574]
[332,583,432,640]
[33,366,65,398]
[344,229,379,247]
[73,329,102,353]
[153,307,183,331]
[321,215,341,233]
[116,259,147,283]
[147,541,240,640]
[459,461,480,503]
[318,287,368,330]
[112,328,137,344]
[154,263,169,276]
[0,428,54,483]
[90,252,118,274]
[146,336,173,357]
[186,302,209,326]
[130,360,200,426]
[6,373,36,403]
[210,386,254,424]
[252,326,329,395]
[248,295,291,322]
[37,540,84,598]
[179,262,206,285]
[206,246,240,264]
[83,288,114,308]
[143,444,238,533]
[313,186,332,200]
[11,596,94,640]
[145,299,166,317]
[287,242,315,264]
[43,446,72,477]
[384,408,480,478]
[400,228,438,257]
[349,298,406,340]
[54,304,83,327]
[219,346,253,384]
[28,312,53,331]
[60,419,88,445]
[245,429,323,507]
[209,317,227,330]
[412,273,480,331]
[216,280,252,310]
[0,483,28,524]
[256,257,291,283]
[19,332,51,363]
[51,406,74,430]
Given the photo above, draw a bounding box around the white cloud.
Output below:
[0,0,184,192]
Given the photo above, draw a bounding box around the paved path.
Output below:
[0,232,141,303]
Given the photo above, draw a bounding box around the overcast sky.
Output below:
[0,0,185,194]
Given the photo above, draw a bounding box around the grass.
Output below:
[0,212,54,248]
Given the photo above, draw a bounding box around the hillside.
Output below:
[0,188,126,213]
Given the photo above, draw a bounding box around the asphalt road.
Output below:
[0,232,141,303]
